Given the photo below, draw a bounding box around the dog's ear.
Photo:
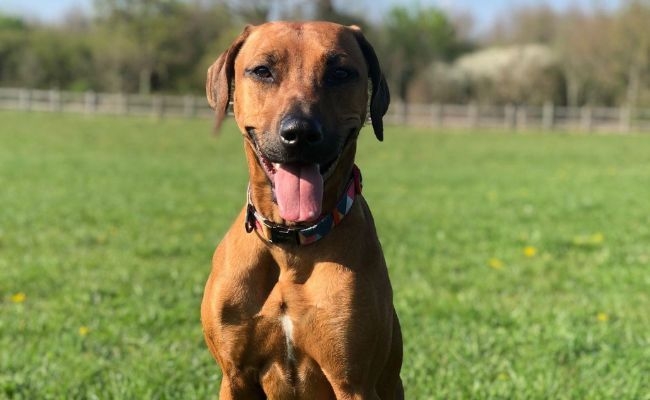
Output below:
[206,25,252,132]
[350,26,390,141]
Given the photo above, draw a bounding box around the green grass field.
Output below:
[1,111,649,399]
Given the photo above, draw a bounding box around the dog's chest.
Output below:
[224,278,332,358]
[217,267,354,393]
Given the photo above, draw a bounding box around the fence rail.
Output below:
[386,102,650,133]
[0,88,214,119]
[2,88,650,133]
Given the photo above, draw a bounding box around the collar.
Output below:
[245,165,362,246]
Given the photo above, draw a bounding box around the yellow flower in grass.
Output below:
[596,312,609,323]
[572,232,605,247]
[79,326,90,336]
[488,258,504,270]
[523,246,537,258]
[11,292,26,303]
[591,233,604,244]
[497,372,510,381]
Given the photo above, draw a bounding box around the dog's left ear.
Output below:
[206,25,253,132]
[350,26,390,141]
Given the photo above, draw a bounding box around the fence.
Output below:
[2,88,650,133]
[0,88,214,119]
[386,102,650,133]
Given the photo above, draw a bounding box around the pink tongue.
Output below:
[274,163,323,222]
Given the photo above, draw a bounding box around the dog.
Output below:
[201,21,403,399]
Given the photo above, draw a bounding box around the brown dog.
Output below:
[201,21,403,399]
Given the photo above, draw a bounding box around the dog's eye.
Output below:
[250,66,273,81]
[333,69,349,79]
[325,68,356,85]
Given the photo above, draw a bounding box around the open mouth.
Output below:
[246,129,341,223]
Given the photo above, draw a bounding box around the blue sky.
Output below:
[0,0,622,30]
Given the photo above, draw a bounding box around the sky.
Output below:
[0,0,622,31]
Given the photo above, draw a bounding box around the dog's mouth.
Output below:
[246,128,342,223]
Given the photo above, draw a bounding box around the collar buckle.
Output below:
[268,226,300,245]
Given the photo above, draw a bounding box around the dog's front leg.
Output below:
[218,370,266,400]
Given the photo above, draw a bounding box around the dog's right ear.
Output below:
[206,25,252,132]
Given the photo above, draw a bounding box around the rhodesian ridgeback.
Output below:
[201,21,403,399]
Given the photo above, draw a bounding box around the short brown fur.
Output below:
[201,21,403,399]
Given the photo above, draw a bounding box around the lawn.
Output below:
[1,111,649,399]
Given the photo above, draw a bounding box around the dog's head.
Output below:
[206,21,389,223]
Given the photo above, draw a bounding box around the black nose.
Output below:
[279,116,323,147]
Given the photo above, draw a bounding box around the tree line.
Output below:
[0,0,648,108]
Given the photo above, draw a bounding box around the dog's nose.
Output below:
[279,116,323,147]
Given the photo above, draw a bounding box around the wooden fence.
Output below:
[2,88,650,133]
[0,88,213,119]
[386,102,650,133]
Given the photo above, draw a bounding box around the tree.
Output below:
[380,6,467,103]
[612,0,650,108]
[19,28,94,90]
[92,0,235,93]
[0,15,28,85]
[486,5,559,45]
[93,0,183,93]
[555,7,624,106]
[453,44,564,105]
[220,0,271,23]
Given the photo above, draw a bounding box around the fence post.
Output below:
[619,106,631,133]
[183,95,196,118]
[49,89,61,112]
[152,95,164,119]
[467,103,478,129]
[542,101,554,131]
[504,104,516,131]
[118,93,128,115]
[398,101,408,126]
[580,106,593,132]
[19,89,32,111]
[516,106,527,131]
[84,91,97,115]
[430,103,442,128]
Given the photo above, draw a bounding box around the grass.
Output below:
[1,111,649,399]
